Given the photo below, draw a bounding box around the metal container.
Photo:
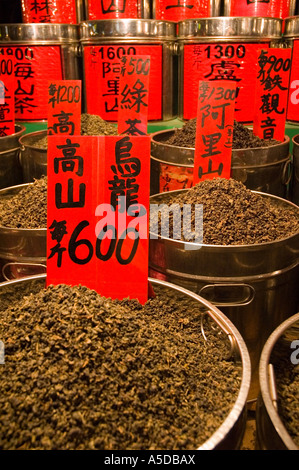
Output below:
[0,24,81,122]
[0,183,46,281]
[224,0,296,18]
[0,124,26,189]
[177,17,283,123]
[149,189,299,401]
[0,273,251,450]
[292,134,299,205]
[256,312,299,450]
[85,0,151,19]
[150,128,292,199]
[79,19,177,122]
[152,0,221,21]
[21,0,85,24]
[284,16,299,124]
[19,130,48,183]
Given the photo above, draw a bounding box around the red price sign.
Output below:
[253,48,291,142]
[47,134,151,304]
[0,52,15,136]
[287,40,299,122]
[48,80,81,136]
[118,55,150,136]
[22,0,77,24]
[87,0,139,19]
[193,81,236,184]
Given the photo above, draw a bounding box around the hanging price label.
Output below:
[48,80,81,136]
[193,80,236,184]
[47,134,151,304]
[253,48,291,142]
[118,55,150,136]
[228,0,291,19]
[0,52,15,136]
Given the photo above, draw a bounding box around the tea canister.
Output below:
[177,17,283,123]
[284,16,299,124]
[21,0,85,24]
[152,0,221,22]
[85,0,151,19]
[0,24,80,123]
[79,19,177,122]
[224,0,296,19]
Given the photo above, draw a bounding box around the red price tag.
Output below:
[22,0,77,23]
[48,80,81,136]
[47,134,151,304]
[0,52,15,136]
[229,0,290,18]
[253,48,291,142]
[87,0,139,19]
[193,81,236,184]
[118,55,150,136]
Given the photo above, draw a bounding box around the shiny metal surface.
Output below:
[19,130,48,183]
[177,17,282,40]
[0,125,26,190]
[149,189,299,400]
[0,183,46,264]
[256,312,299,450]
[150,129,292,198]
[0,274,251,450]
[292,135,299,206]
[79,19,176,42]
[0,23,79,44]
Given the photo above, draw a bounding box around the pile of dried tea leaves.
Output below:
[0,282,242,450]
[0,176,47,229]
[165,119,279,149]
[152,178,299,245]
[29,113,118,149]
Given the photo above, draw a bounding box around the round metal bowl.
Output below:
[0,274,251,450]
[256,312,299,450]
[19,130,48,183]
[0,124,26,190]
[150,129,292,199]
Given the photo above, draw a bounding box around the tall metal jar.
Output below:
[79,19,177,122]
[0,24,81,123]
[223,0,296,19]
[284,16,299,124]
[85,0,151,19]
[21,0,85,24]
[177,17,283,123]
[152,0,221,22]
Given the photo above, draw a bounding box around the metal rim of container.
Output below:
[177,16,283,40]
[79,19,177,42]
[283,16,299,37]
[258,312,299,450]
[149,188,299,249]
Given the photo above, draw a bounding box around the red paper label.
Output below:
[84,45,162,122]
[229,0,290,18]
[118,55,150,135]
[21,0,77,23]
[193,81,236,184]
[287,40,299,123]
[47,134,150,304]
[183,42,269,122]
[48,80,81,136]
[253,48,291,142]
[0,53,15,136]
[87,0,140,19]
[0,45,63,121]
[154,0,211,21]
[159,163,194,192]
